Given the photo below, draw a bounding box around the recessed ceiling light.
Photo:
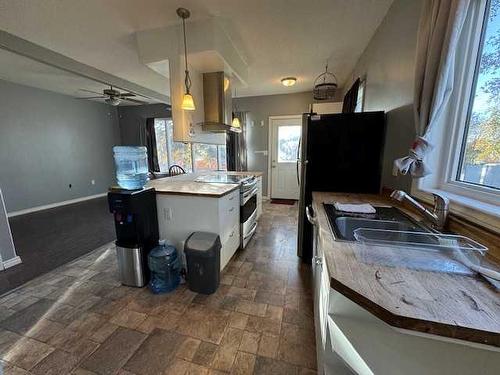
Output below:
[281,77,297,87]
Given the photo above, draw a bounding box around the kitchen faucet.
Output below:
[390,190,449,230]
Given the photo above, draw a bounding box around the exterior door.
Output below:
[270,116,302,199]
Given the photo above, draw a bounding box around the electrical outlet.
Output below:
[91,180,96,185]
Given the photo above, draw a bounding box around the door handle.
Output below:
[296,159,300,186]
[314,255,322,266]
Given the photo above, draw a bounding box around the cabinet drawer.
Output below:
[221,189,239,211]
[220,197,239,238]
[221,223,240,270]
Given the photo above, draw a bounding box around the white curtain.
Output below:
[394,0,473,177]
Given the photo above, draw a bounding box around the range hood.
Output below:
[201,72,241,133]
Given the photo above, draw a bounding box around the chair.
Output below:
[169,165,186,176]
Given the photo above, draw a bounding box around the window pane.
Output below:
[458,2,500,189]
[171,142,193,172]
[218,145,227,171]
[154,119,169,172]
[193,143,218,171]
[278,125,301,162]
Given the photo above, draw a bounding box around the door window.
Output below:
[278,125,301,162]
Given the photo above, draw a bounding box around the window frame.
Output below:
[415,0,500,215]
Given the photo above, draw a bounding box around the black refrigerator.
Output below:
[297,111,386,263]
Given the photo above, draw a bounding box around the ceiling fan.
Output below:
[77,86,148,106]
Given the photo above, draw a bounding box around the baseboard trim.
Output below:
[7,193,107,217]
[3,256,22,269]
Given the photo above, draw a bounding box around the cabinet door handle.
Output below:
[229,207,235,212]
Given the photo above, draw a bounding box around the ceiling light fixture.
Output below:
[105,97,121,106]
[177,8,195,111]
[281,77,297,87]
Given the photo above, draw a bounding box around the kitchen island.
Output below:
[311,192,500,375]
[147,171,263,270]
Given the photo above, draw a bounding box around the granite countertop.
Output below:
[148,171,262,197]
[312,191,500,348]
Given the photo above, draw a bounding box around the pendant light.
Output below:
[232,87,242,131]
[177,8,195,111]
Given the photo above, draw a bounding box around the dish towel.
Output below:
[334,203,376,214]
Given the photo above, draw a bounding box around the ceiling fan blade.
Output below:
[76,96,106,99]
[78,88,104,95]
[122,97,147,104]
[119,93,136,97]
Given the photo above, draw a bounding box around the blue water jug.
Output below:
[113,146,149,190]
[148,240,180,294]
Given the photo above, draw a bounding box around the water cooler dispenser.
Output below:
[108,187,158,287]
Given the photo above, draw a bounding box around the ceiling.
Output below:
[0,49,159,105]
[0,0,394,98]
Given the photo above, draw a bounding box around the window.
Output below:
[154,119,169,172]
[153,118,226,173]
[165,120,193,172]
[153,118,193,172]
[418,0,499,215]
[192,143,227,171]
[456,0,500,190]
[193,143,218,170]
[354,79,366,113]
[217,145,227,171]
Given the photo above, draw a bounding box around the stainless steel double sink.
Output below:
[323,204,431,241]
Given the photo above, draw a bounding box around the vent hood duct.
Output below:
[201,72,240,133]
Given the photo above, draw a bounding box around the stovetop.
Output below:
[195,174,253,184]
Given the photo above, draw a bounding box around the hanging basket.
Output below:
[313,66,338,101]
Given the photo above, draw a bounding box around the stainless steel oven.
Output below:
[240,177,258,248]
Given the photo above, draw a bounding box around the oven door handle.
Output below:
[243,186,258,199]
[243,221,258,240]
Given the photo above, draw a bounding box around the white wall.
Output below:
[343,0,423,191]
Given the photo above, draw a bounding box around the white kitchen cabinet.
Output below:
[156,189,240,271]
[310,205,353,375]
[256,176,263,219]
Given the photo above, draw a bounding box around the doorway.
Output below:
[269,115,302,200]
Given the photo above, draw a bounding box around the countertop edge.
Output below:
[328,273,500,348]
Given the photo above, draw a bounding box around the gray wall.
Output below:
[343,0,423,191]
[0,79,121,212]
[118,103,171,146]
[234,91,316,196]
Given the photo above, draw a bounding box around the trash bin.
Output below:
[184,232,221,294]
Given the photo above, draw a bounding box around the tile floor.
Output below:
[0,201,316,374]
